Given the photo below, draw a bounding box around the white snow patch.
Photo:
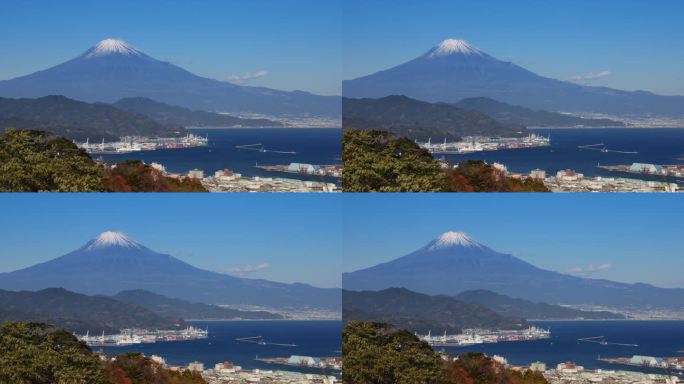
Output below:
[428,39,483,58]
[428,231,483,250]
[86,39,142,58]
[86,231,142,250]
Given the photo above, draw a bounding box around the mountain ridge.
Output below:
[0,287,185,334]
[454,289,625,320]
[343,38,684,117]
[110,289,283,320]
[343,288,527,334]
[0,95,182,140]
[454,97,625,127]
[0,231,341,310]
[343,95,523,140]
[112,97,284,128]
[0,38,340,118]
[343,231,684,310]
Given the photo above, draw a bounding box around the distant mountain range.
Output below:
[111,97,284,128]
[343,95,523,140]
[111,289,282,320]
[0,38,340,118]
[0,231,340,311]
[455,290,624,320]
[343,288,527,333]
[0,287,282,334]
[0,95,181,141]
[343,38,684,117]
[454,97,625,128]
[343,231,684,310]
[0,288,184,334]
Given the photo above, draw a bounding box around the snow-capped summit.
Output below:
[85,231,142,250]
[85,38,143,58]
[428,39,483,58]
[428,231,484,250]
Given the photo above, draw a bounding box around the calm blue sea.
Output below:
[97,320,341,375]
[95,128,341,181]
[440,128,684,185]
[442,321,684,375]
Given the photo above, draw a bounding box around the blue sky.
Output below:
[0,0,341,95]
[0,194,342,288]
[343,0,684,95]
[343,194,684,288]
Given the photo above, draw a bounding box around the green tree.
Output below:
[343,130,447,192]
[343,321,448,384]
[0,130,105,191]
[0,322,107,384]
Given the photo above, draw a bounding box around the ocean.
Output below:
[95,128,341,181]
[441,320,684,375]
[440,128,684,185]
[97,320,341,375]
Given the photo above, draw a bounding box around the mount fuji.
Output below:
[0,231,340,310]
[343,39,684,117]
[342,231,684,310]
[0,39,340,118]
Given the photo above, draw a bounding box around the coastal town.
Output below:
[94,353,340,384]
[439,354,683,384]
[418,326,551,347]
[418,133,551,154]
[77,326,208,347]
[201,167,339,192]
[120,161,340,192]
[440,160,681,192]
[77,133,209,154]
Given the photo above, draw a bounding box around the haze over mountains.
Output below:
[112,97,283,128]
[0,38,340,118]
[454,97,625,128]
[0,231,340,311]
[343,38,684,117]
[343,231,684,310]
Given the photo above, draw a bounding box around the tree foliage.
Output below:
[0,130,207,192]
[342,321,448,384]
[0,322,107,384]
[343,130,550,192]
[104,160,207,192]
[447,353,548,384]
[103,353,206,384]
[0,130,105,191]
[343,322,550,384]
[343,129,447,192]
[447,161,549,192]
[0,322,206,384]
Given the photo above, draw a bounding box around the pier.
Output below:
[578,336,638,347]
[235,335,296,347]
[234,143,297,154]
[577,143,638,154]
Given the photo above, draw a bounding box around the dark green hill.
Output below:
[455,97,624,127]
[343,288,526,334]
[343,95,523,141]
[111,289,283,320]
[0,95,183,141]
[0,288,185,334]
[0,117,119,142]
[112,97,284,128]
[455,290,625,320]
